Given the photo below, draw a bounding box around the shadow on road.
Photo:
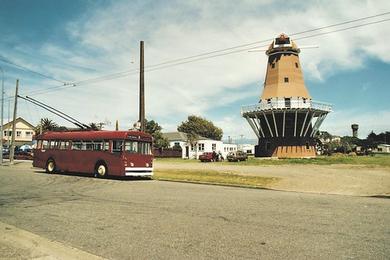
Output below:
[32,170,152,181]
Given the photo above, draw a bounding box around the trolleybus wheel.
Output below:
[94,162,107,178]
[46,159,56,174]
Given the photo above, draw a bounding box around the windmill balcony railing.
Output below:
[241,100,332,115]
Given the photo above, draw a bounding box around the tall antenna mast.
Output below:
[139,40,145,132]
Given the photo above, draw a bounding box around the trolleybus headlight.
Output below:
[146,163,149,167]
[130,162,134,167]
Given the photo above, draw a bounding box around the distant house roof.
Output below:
[163,131,210,142]
[3,117,35,129]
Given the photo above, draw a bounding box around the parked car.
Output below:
[227,151,248,162]
[2,146,9,155]
[199,152,214,162]
[2,147,33,160]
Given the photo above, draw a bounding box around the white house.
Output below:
[376,144,390,153]
[2,117,35,146]
[163,132,238,159]
[238,144,255,155]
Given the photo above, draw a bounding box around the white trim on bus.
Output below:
[125,167,153,176]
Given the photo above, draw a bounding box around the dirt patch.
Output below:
[154,161,390,196]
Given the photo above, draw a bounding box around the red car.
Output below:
[199,152,214,162]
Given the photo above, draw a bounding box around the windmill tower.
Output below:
[241,33,332,158]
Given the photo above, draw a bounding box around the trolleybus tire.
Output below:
[94,161,108,178]
[46,159,56,174]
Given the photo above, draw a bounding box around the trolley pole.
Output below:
[0,67,4,165]
[139,41,145,132]
[9,79,18,164]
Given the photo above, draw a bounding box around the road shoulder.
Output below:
[0,221,104,260]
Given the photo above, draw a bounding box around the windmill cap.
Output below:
[266,33,300,55]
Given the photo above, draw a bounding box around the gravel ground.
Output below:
[0,162,389,259]
[155,161,390,196]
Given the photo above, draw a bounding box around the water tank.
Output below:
[351,124,359,138]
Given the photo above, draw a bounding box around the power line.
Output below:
[63,11,390,86]
[0,55,69,84]
[59,17,390,87]
[8,12,390,98]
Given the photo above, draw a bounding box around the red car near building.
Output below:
[199,152,214,162]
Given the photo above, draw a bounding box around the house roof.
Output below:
[3,117,35,129]
[163,131,211,142]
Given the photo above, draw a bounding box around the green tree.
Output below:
[35,118,70,133]
[177,115,223,141]
[35,118,59,133]
[88,122,100,130]
[317,131,332,140]
[145,119,169,149]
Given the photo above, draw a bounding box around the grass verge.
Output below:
[153,169,279,189]
[232,155,390,167]
[156,155,390,167]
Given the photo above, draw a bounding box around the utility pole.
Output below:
[139,40,145,132]
[7,98,10,148]
[9,79,18,164]
[0,67,4,165]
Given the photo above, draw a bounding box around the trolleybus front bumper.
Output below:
[124,167,153,176]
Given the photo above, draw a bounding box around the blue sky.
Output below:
[0,0,389,142]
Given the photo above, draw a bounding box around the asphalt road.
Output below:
[0,162,389,259]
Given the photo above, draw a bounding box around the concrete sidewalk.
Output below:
[0,221,104,260]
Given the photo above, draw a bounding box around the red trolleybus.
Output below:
[33,130,153,177]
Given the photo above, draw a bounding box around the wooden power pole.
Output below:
[139,41,145,132]
[9,79,18,164]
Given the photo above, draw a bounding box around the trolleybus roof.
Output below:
[36,130,152,141]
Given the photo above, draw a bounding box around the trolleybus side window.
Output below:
[37,140,42,149]
[93,141,103,151]
[125,141,138,153]
[104,140,109,151]
[112,140,123,153]
[42,140,49,149]
[84,141,94,151]
[72,141,82,150]
[59,141,69,150]
[49,140,56,149]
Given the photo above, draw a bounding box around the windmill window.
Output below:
[265,142,271,150]
[295,62,299,68]
[271,63,275,69]
[306,142,310,150]
[275,37,290,45]
[284,77,289,83]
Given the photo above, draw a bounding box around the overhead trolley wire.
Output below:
[63,11,390,86]
[63,16,390,86]
[5,11,390,98]
[0,55,69,84]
